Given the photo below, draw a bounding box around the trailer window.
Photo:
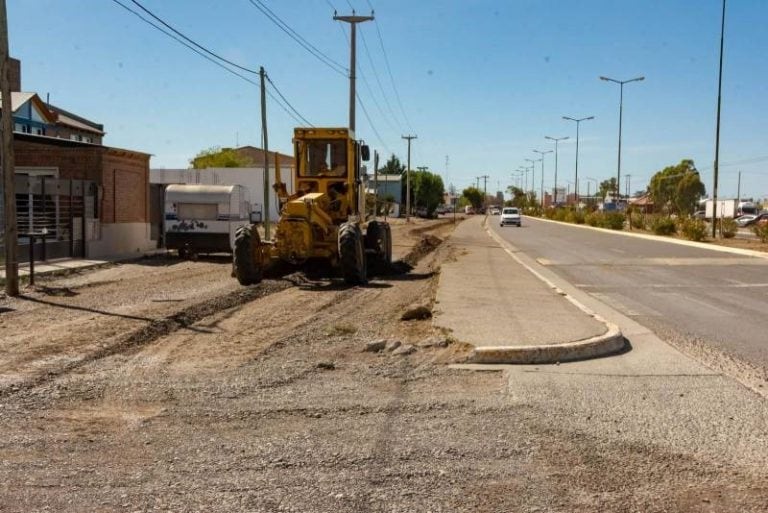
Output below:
[177,203,218,220]
[299,139,347,177]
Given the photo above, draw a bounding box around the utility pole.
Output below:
[736,170,741,205]
[373,150,379,217]
[525,158,537,198]
[712,0,726,238]
[480,174,490,212]
[1,0,18,296]
[334,11,374,133]
[625,174,632,199]
[402,134,416,222]
[259,67,271,239]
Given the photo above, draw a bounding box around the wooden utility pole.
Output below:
[480,174,490,211]
[0,0,18,296]
[402,134,416,222]
[260,67,270,239]
[373,150,379,217]
[333,11,374,133]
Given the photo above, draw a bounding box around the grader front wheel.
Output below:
[233,224,263,285]
[339,222,367,285]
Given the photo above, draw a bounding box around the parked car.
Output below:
[693,210,706,220]
[499,207,521,227]
[490,207,501,215]
[736,214,758,227]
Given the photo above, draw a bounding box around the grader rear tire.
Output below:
[365,220,392,267]
[233,224,263,285]
[339,223,367,285]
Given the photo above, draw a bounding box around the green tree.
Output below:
[379,154,405,175]
[462,186,483,210]
[506,185,529,208]
[599,177,617,200]
[411,170,445,216]
[190,147,253,169]
[649,159,705,215]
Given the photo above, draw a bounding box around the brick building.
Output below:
[2,58,154,261]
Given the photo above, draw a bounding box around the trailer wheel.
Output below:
[382,222,392,265]
[339,222,367,285]
[365,220,392,266]
[233,224,263,285]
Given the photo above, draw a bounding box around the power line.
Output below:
[359,27,403,131]
[246,0,348,77]
[128,0,259,75]
[369,6,413,131]
[265,74,314,127]
[111,0,313,130]
[356,91,393,156]
[111,0,259,86]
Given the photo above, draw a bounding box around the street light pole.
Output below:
[600,75,644,205]
[545,136,569,206]
[563,115,595,206]
[712,0,726,238]
[525,158,537,198]
[533,150,552,207]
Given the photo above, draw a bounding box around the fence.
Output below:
[0,175,97,264]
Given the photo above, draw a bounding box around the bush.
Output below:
[721,218,738,239]
[585,212,601,227]
[602,212,626,230]
[553,208,568,222]
[629,213,646,230]
[753,222,768,243]
[565,210,585,224]
[679,218,707,241]
[651,216,677,236]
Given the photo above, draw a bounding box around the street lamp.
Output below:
[533,150,552,207]
[563,115,595,205]
[585,177,599,206]
[545,136,569,206]
[599,75,644,204]
[525,159,537,196]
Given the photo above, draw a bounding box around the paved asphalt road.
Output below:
[489,216,768,373]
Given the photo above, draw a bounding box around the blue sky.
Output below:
[8,0,768,200]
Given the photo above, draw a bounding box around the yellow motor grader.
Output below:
[233,127,392,285]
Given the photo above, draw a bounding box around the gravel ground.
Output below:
[1,218,767,512]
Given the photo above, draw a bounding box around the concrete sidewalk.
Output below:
[434,216,624,363]
[0,258,112,283]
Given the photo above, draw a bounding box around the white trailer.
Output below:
[704,199,736,219]
[164,184,250,257]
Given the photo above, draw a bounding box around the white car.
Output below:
[490,208,501,215]
[500,207,521,227]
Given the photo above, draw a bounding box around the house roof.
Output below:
[0,92,57,123]
[13,132,150,157]
[233,146,295,166]
[47,103,105,135]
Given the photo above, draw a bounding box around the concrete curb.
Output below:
[529,215,768,260]
[464,219,625,364]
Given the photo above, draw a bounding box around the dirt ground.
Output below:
[1,217,767,512]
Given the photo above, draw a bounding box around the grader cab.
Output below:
[233,127,392,286]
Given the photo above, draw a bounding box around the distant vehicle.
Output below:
[490,207,501,215]
[500,207,521,227]
[736,214,758,227]
[165,184,251,259]
[737,202,759,217]
[749,213,768,227]
[464,205,475,215]
[693,210,706,220]
[435,205,448,215]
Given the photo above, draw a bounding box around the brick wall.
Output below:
[13,134,150,224]
[102,150,150,224]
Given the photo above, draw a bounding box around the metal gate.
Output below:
[13,175,97,263]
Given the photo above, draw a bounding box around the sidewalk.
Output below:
[433,216,623,363]
[0,258,111,283]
